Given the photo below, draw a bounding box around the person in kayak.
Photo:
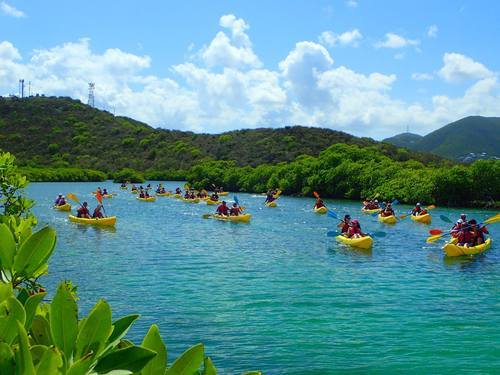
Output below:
[364,199,380,210]
[175,187,182,195]
[189,192,196,199]
[412,203,423,216]
[210,192,219,201]
[314,197,325,209]
[92,204,104,219]
[131,184,137,191]
[229,203,241,216]
[120,182,127,188]
[451,214,467,237]
[146,183,151,190]
[139,190,146,198]
[216,201,229,216]
[468,219,489,246]
[77,202,91,218]
[55,194,64,205]
[346,220,367,238]
[337,214,351,233]
[102,188,109,196]
[265,191,276,204]
[380,203,395,217]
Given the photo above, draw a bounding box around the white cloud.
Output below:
[411,73,434,81]
[375,32,419,49]
[201,14,261,69]
[427,25,438,38]
[1,15,499,139]
[438,52,494,83]
[319,29,363,48]
[0,1,25,17]
[346,0,358,8]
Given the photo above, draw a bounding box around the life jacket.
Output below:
[340,222,349,233]
[230,207,240,216]
[347,226,362,237]
[93,210,103,218]
[315,200,325,208]
[217,205,229,215]
[77,206,89,218]
[457,229,473,245]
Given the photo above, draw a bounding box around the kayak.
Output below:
[378,214,397,224]
[102,194,113,199]
[156,192,171,197]
[213,214,252,223]
[131,190,138,195]
[54,203,71,211]
[443,238,491,257]
[362,208,381,214]
[314,206,328,214]
[173,194,182,199]
[206,200,219,205]
[266,201,277,207]
[218,192,229,196]
[136,197,156,202]
[411,213,431,224]
[182,198,200,203]
[120,187,127,190]
[68,215,116,227]
[336,235,373,250]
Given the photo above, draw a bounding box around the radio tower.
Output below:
[87,83,95,107]
[19,79,25,98]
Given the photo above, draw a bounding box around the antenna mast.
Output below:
[19,79,25,98]
[87,83,95,107]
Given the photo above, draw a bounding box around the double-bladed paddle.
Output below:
[426,213,500,243]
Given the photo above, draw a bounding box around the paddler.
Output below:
[54,194,64,206]
[451,214,467,237]
[92,204,105,218]
[346,219,367,238]
[210,192,219,201]
[175,187,182,195]
[77,202,91,218]
[337,214,351,233]
[102,188,109,196]
[139,189,146,198]
[468,219,489,246]
[229,203,241,216]
[96,187,103,195]
[380,203,394,217]
[216,201,229,216]
[264,191,276,204]
[120,182,127,188]
[314,197,325,209]
[131,184,137,191]
[412,203,423,216]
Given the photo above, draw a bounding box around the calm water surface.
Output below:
[28,181,499,374]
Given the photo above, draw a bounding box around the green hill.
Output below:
[384,116,500,160]
[383,132,423,149]
[0,96,446,173]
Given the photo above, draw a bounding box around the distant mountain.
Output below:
[382,132,423,149]
[384,116,500,161]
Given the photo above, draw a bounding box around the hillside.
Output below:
[384,116,500,160]
[0,96,446,172]
[383,132,423,149]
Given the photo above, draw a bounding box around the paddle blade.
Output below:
[484,214,500,225]
[313,191,320,199]
[202,214,212,219]
[327,210,339,220]
[429,229,443,235]
[234,195,239,205]
[399,214,408,220]
[66,193,79,203]
[440,215,453,223]
[95,191,103,205]
[426,205,436,210]
[326,231,337,237]
[426,233,444,243]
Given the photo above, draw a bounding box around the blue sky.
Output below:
[1,0,499,138]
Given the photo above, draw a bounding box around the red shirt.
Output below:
[217,205,229,215]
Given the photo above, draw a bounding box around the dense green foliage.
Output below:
[383,132,423,149]
[20,167,107,182]
[0,96,446,173]
[187,144,500,207]
[384,116,500,159]
[0,151,260,374]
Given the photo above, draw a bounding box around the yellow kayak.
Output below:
[54,203,71,211]
[102,194,113,199]
[136,197,156,202]
[336,235,373,249]
[266,201,277,207]
[411,213,431,224]
[362,208,381,214]
[378,214,397,224]
[156,192,171,197]
[120,187,128,190]
[213,214,252,223]
[206,200,219,205]
[182,198,200,203]
[69,215,116,227]
[218,192,229,196]
[314,206,327,214]
[173,194,182,199]
[443,238,491,257]
[131,190,138,195]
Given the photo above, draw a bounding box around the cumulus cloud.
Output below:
[427,25,438,38]
[319,29,363,48]
[1,15,499,139]
[0,1,25,17]
[375,32,419,49]
[438,52,494,83]
[411,73,434,81]
[346,0,358,8]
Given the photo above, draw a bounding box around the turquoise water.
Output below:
[28,182,499,374]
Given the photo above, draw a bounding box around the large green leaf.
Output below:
[66,353,93,375]
[0,282,13,303]
[93,346,157,374]
[141,324,167,375]
[31,315,53,346]
[24,292,46,330]
[15,321,36,375]
[0,223,16,269]
[106,314,140,350]
[30,345,48,367]
[35,347,63,374]
[0,342,15,375]
[202,357,217,375]
[0,296,26,344]
[74,299,112,360]
[50,283,78,361]
[13,227,56,277]
[166,343,204,375]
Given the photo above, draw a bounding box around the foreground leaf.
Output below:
[24,292,46,330]
[0,296,26,344]
[141,324,167,375]
[31,315,53,346]
[35,347,63,374]
[202,357,217,375]
[51,283,78,361]
[13,227,56,277]
[0,223,16,269]
[93,346,157,374]
[0,342,15,374]
[167,343,204,375]
[75,299,112,360]
[15,321,36,375]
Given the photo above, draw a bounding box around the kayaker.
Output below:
[92,204,104,219]
[147,184,151,190]
[216,201,229,216]
[96,187,102,195]
[103,188,109,196]
[54,194,63,205]
[337,214,351,233]
[139,190,146,198]
[77,202,91,218]
[469,219,489,245]
[189,192,196,199]
[265,191,276,204]
[229,203,241,216]
[314,198,325,209]
[120,183,127,188]
[145,190,151,198]
[175,187,182,195]
[364,199,379,210]
[380,203,394,217]
[451,214,467,237]
[412,203,424,216]
[346,220,367,238]
[211,192,219,201]
[131,184,137,191]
